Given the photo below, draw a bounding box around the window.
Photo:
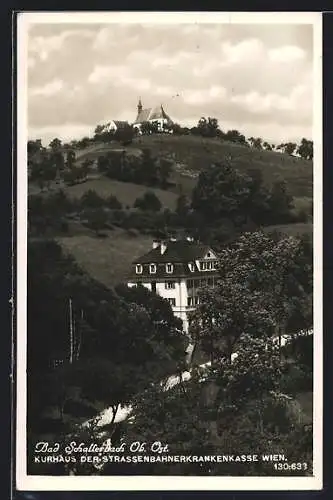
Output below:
[207,252,211,257]
[136,264,143,274]
[166,263,173,273]
[168,298,176,307]
[165,281,175,289]
[151,281,156,292]
[149,263,156,274]
[188,296,199,306]
[187,279,194,288]
[200,262,208,271]
[188,262,195,272]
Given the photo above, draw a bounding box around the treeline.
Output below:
[27,238,187,473]
[28,137,94,189]
[97,148,173,188]
[27,232,313,475]
[28,161,311,245]
[171,117,313,160]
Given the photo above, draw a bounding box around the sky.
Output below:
[26,20,314,146]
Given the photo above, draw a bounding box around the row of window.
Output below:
[135,263,174,274]
[166,296,200,307]
[187,278,215,288]
[199,261,218,271]
[135,260,218,275]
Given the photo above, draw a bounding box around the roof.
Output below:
[134,105,173,125]
[109,120,129,129]
[134,240,210,264]
[134,108,151,123]
[113,120,130,128]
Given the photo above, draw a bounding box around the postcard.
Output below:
[16,11,322,491]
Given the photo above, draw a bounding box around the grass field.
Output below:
[63,176,178,210]
[131,135,313,198]
[57,228,153,288]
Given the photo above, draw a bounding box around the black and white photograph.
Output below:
[16,11,322,491]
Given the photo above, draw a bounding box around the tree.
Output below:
[134,191,162,212]
[107,194,122,209]
[224,130,246,145]
[66,149,76,169]
[117,333,312,476]
[284,142,297,156]
[27,239,188,473]
[175,193,190,219]
[263,141,273,151]
[245,168,271,225]
[80,189,105,209]
[197,116,220,138]
[114,125,135,146]
[190,231,312,363]
[157,158,173,187]
[191,162,251,224]
[49,137,62,152]
[297,138,313,160]
[267,180,294,224]
[27,139,43,156]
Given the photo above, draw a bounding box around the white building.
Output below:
[127,238,219,333]
[133,99,173,133]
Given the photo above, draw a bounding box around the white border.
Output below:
[16,11,323,492]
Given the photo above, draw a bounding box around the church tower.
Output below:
[137,98,143,116]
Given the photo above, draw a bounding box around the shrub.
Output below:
[133,191,162,212]
[107,194,122,209]
[80,189,105,209]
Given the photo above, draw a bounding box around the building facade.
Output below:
[127,238,219,333]
[133,99,173,133]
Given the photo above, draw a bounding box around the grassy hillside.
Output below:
[57,228,153,288]
[63,177,178,210]
[31,134,313,288]
[76,135,312,198]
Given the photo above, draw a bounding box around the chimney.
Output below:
[160,240,167,255]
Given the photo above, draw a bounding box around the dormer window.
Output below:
[136,264,143,274]
[188,262,195,272]
[166,263,173,274]
[149,263,157,274]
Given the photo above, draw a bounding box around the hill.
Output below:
[76,135,313,198]
[30,134,313,288]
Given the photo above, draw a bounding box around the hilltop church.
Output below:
[133,98,174,133]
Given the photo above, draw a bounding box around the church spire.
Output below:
[137,97,143,115]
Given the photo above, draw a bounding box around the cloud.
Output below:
[30,79,64,97]
[182,86,227,105]
[220,38,265,66]
[268,45,306,62]
[27,22,314,144]
[230,82,312,118]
